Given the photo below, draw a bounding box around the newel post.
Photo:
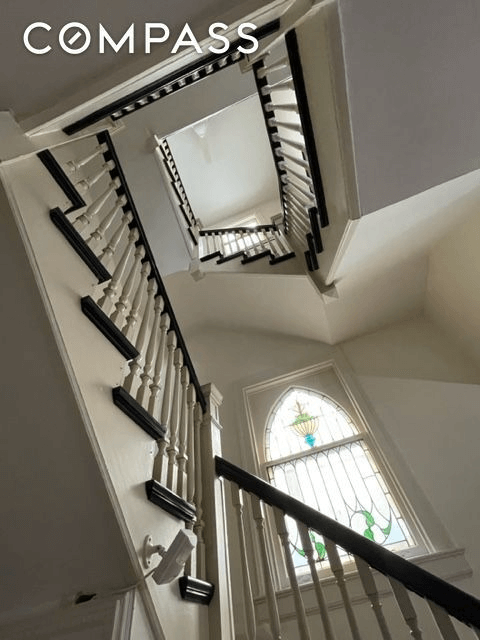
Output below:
[201,383,235,640]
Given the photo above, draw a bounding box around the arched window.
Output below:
[265,387,415,567]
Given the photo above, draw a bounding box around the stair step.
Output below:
[241,249,271,264]
[112,386,166,440]
[179,576,215,605]
[269,251,296,265]
[200,250,222,263]
[51,209,111,284]
[216,250,246,264]
[146,479,196,523]
[81,296,138,360]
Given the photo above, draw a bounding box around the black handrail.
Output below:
[216,456,480,630]
[200,224,277,235]
[97,130,206,411]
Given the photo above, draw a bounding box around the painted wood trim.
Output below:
[178,576,215,605]
[217,250,246,264]
[51,209,111,283]
[145,479,196,523]
[63,20,280,135]
[286,29,329,228]
[81,296,139,360]
[200,224,277,234]
[112,386,167,440]
[215,456,480,630]
[38,151,86,212]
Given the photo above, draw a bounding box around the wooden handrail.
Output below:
[215,456,480,630]
[97,130,206,411]
[200,224,277,235]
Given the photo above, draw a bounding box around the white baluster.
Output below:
[153,331,177,485]
[324,538,361,640]
[123,262,151,341]
[85,196,126,250]
[110,243,145,328]
[136,295,164,408]
[298,523,336,640]
[76,161,113,192]
[186,384,196,506]
[72,180,118,231]
[428,602,461,640]
[388,578,423,639]
[354,556,392,640]
[99,211,133,270]
[231,484,257,640]
[273,508,310,640]
[66,144,106,172]
[175,367,190,499]
[251,496,282,640]
[193,402,206,580]
[147,313,171,420]
[256,57,288,77]
[166,348,183,493]
[123,278,157,395]
[97,227,138,316]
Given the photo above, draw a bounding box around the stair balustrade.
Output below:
[199,225,295,266]
[253,29,328,273]
[40,131,224,603]
[216,456,480,640]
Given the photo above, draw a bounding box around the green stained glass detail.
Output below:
[315,541,326,560]
[382,522,392,536]
[364,528,375,541]
[293,412,314,425]
[361,510,375,527]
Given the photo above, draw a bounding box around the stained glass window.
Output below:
[265,388,414,568]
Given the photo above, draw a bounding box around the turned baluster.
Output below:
[273,508,310,640]
[428,602,461,640]
[231,485,256,640]
[388,577,423,639]
[166,348,183,493]
[298,523,336,640]
[324,538,361,640]
[185,385,196,506]
[354,556,392,640]
[193,402,206,580]
[110,244,145,329]
[123,261,150,341]
[153,331,177,485]
[66,143,106,172]
[251,496,282,640]
[147,313,171,419]
[183,383,197,576]
[76,161,113,192]
[123,278,157,395]
[85,196,126,250]
[175,367,190,500]
[136,295,164,408]
[99,211,132,269]
[72,180,119,231]
[97,227,139,316]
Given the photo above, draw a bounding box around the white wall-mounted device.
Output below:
[143,530,197,585]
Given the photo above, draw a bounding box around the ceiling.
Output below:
[1,0,278,122]
[167,95,280,227]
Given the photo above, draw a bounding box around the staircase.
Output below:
[1,123,478,639]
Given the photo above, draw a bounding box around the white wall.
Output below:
[185,317,480,593]
[425,205,480,368]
